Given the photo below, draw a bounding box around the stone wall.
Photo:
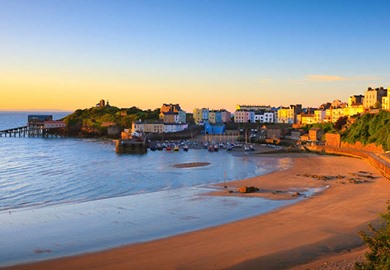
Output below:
[325,133,341,147]
[340,141,384,153]
[325,133,384,153]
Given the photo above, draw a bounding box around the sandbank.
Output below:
[172,162,210,168]
[3,153,390,270]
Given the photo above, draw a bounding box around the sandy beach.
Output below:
[4,153,390,270]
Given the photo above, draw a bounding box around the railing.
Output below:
[0,126,29,137]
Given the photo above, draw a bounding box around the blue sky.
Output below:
[0,0,389,111]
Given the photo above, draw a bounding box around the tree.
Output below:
[355,204,390,269]
[373,101,381,109]
[334,116,348,131]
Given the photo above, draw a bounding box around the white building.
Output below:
[254,111,274,123]
[164,123,188,133]
[132,121,188,134]
[132,122,164,134]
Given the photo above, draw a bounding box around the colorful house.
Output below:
[204,123,225,135]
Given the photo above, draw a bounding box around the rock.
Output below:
[291,192,301,198]
[238,186,259,193]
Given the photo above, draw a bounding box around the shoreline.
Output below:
[3,153,390,270]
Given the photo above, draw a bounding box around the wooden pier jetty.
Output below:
[0,125,64,138]
[0,126,29,137]
[0,115,66,138]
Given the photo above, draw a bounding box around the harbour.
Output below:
[0,112,304,267]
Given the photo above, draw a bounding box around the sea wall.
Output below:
[115,140,147,154]
[340,141,384,153]
[325,133,384,153]
[310,145,390,180]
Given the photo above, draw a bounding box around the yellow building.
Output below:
[302,114,316,125]
[277,107,295,124]
[363,87,388,109]
[348,104,364,116]
[382,96,389,110]
[276,104,302,124]
[314,110,326,123]
[325,103,362,123]
[348,95,364,107]
[193,108,209,124]
[328,108,346,123]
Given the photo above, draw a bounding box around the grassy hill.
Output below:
[63,106,160,137]
[342,110,390,151]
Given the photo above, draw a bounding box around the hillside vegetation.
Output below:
[64,106,160,137]
[342,110,390,151]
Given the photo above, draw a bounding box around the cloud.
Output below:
[306,74,383,82]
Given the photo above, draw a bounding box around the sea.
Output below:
[0,111,322,266]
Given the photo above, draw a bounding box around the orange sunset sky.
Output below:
[1,1,389,112]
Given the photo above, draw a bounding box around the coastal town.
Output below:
[2,86,388,155]
[118,86,389,141]
[94,86,389,155]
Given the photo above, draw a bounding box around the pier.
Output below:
[0,115,66,138]
[0,125,65,138]
[0,126,29,137]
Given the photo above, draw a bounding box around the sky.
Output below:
[0,0,389,112]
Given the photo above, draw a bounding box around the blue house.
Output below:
[204,123,225,135]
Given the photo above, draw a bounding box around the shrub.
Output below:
[355,204,390,269]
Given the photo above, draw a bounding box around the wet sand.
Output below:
[4,153,390,270]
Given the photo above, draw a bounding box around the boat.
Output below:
[213,144,219,152]
[244,145,251,151]
[156,143,163,151]
[183,144,189,152]
[173,145,179,151]
[227,143,233,151]
[166,145,171,151]
[150,144,157,151]
[208,145,214,152]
